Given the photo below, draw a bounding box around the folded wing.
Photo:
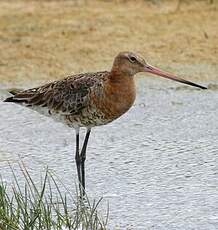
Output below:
[4,72,108,115]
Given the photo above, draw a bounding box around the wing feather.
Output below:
[4,71,109,115]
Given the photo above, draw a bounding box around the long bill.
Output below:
[144,63,207,89]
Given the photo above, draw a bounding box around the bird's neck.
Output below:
[109,69,133,82]
[100,70,136,120]
[108,69,135,95]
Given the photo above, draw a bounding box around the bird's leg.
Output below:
[80,128,91,196]
[75,129,82,193]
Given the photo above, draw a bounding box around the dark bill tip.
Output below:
[180,79,207,90]
[145,64,207,90]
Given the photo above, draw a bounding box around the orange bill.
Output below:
[144,63,207,89]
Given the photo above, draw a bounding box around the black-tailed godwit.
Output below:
[4,51,207,196]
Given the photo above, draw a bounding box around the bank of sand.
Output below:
[0,0,217,87]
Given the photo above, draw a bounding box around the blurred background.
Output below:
[0,0,217,88]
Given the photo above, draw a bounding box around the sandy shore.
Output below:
[0,0,217,87]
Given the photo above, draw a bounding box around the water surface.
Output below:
[0,78,218,230]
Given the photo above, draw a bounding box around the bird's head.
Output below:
[111,51,207,89]
[112,51,146,76]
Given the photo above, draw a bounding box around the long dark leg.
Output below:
[80,128,91,196]
[75,130,82,192]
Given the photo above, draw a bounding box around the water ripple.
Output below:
[0,80,218,230]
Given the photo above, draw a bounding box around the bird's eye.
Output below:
[129,56,137,63]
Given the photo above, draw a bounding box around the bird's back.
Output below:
[4,71,111,127]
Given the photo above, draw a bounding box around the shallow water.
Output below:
[0,78,218,230]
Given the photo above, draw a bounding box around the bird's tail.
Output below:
[4,88,23,102]
[8,88,23,95]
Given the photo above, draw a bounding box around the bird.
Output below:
[4,51,207,196]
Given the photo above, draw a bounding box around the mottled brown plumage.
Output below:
[4,51,206,196]
[6,72,109,127]
[5,69,136,128]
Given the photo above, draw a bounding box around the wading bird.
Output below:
[4,51,206,196]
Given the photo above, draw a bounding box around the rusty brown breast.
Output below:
[93,73,136,122]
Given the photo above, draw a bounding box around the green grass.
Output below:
[0,163,109,230]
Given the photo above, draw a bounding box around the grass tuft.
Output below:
[0,162,108,230]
